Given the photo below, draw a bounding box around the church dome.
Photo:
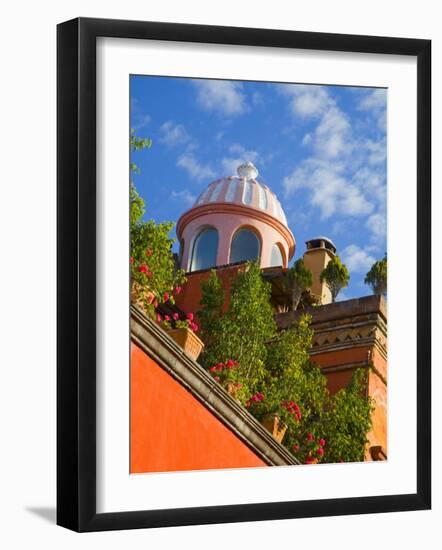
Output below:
[176,162,295,272]
[193,162,289,227]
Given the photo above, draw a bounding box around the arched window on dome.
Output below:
[270,243,284,267]
[230,228,260,264]
[190,227,219,271]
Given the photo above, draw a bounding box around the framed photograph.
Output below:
[57,17,431,532]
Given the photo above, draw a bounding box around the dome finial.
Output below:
[237,161,259,180]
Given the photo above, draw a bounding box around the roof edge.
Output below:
[131,305,299,467]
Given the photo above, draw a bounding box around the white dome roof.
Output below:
[193,162,288,226]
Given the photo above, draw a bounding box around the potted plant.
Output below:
[207,359,243,401]
[157,312,204,361]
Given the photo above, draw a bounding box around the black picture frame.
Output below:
[57,17,431,532]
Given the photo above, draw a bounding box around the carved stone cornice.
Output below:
[276,295,387,361]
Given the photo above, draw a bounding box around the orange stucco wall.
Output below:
[174,264,242,322]
[130,342,267,473]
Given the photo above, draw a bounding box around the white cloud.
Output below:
[131,98,151,131]
[358,89,387,111]
[280,84,334,118]
[313,106,351,159]
[366,212,387,242]
[364,137,387,165]
[170,189,197,206]
[302,133,312,146]
[193,80,247,116]
[281,83,387,231]
[177,153,215,182]
[159,121,192,147]
[341,244,376,273]
[283,158,373,219]
[357,88,387,131]
[221,144,260,175]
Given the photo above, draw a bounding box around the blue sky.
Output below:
[130,75,387,300]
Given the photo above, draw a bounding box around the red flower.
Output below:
[319,438,326,447]
[186,312,194,321]
[214,376,220,382]
[246,400,251,408]
[138,263,149,274]
[163,292,170,302]
[190,322,199,332]
[306,433,314,441]
[174,286,183,295]
[305,457,318,465]
[210,366,217,373]
[226,359,235,368]
[292,444,300,452]
[156,313,162,323]
[164,315,170,321]
[173,313,179,321]
[130,257,134,264]
[145,248,153,257]
[317,447,324,456]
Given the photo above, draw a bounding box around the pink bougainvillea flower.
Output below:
[174,286,183,295]
[156,313,162,323]
[319,438,326,447]
[317,447,324,456]
[163,292,170,302]
[153,299,159,308]
[138,263,149,274]
[186,312,194,321]
[190,322,199,332]
[214,376,220,382]
[292,444,300,452]
[306,433,314,441]
[145,248,153,257]
[172,313,179,321]
[210,366,217,373]
[164,315,170,322]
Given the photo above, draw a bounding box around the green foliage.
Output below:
[198,270,225,362]
[365,254,387,296]
[130,130,152,175]
[320,369,375,463]
[199,262,276,399]
[283,258,313,310]
[298,288,321,309]
[199,264,374,464]
[129,130,185,317]
[320,255,350,302]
